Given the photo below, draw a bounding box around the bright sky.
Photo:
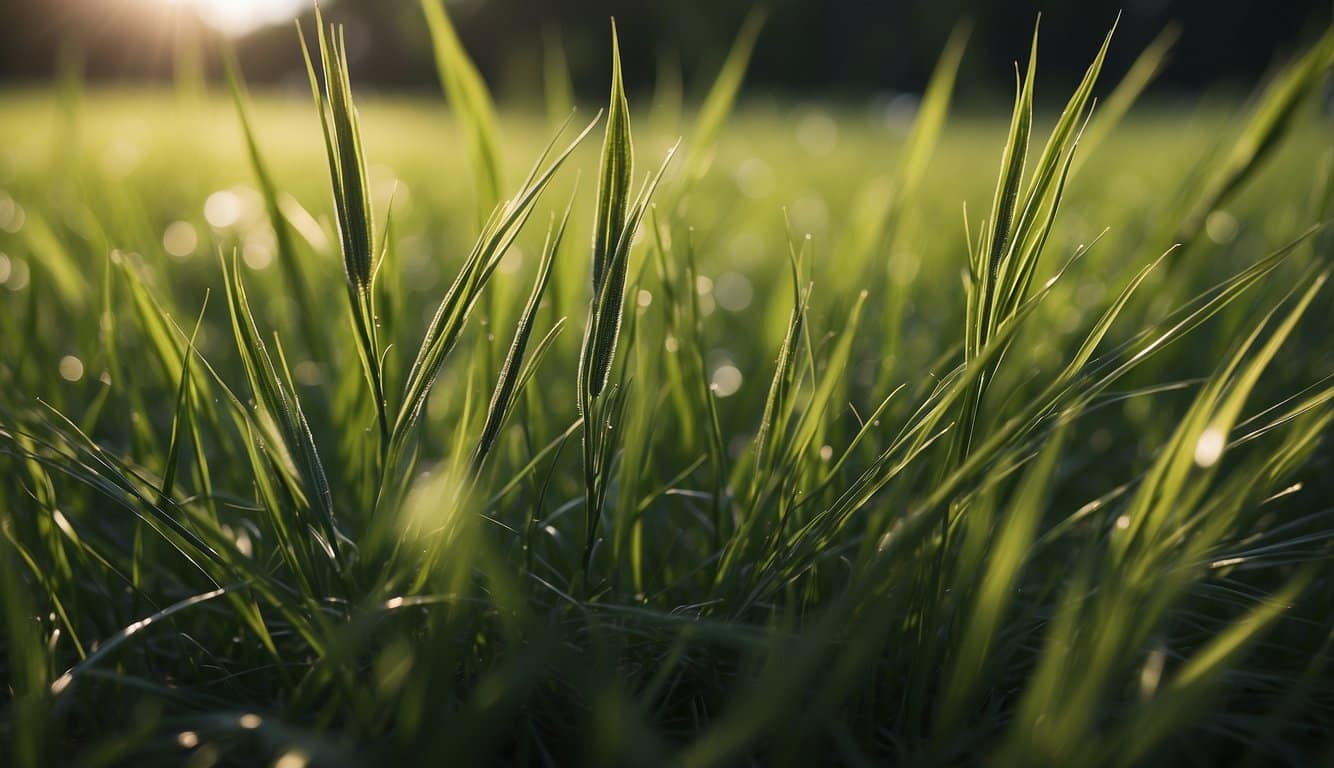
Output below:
[158,0,310,35]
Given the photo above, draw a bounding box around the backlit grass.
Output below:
[1,10,1332,765]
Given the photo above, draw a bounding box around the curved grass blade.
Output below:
[474,194,575,471]
[391,114,600,475]
[224,49,323,359]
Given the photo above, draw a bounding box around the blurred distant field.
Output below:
[1,89,1327,394]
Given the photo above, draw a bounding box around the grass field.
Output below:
[2,12,1333,766]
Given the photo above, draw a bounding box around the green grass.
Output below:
[1,12,1333,765]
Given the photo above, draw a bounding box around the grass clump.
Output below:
[0,8,1332,766]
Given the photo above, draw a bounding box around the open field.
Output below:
[1,18,1333,766]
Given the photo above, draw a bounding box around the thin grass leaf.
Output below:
[1175,27,1334,242]
[220,253,343,572]
[224,49,323,358]
[899,22,970,195]
[155,296,207,507]
[543,25,576,129]
[299,11,389,459]
[421,0,505,213]
[391,113,600,472]
[474,194,574,471]
[681,9,766,186]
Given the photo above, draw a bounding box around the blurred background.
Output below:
[2,0,1331,100]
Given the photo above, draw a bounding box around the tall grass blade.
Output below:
[421,0,505,213]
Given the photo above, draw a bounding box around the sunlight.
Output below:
[156,0,309,35]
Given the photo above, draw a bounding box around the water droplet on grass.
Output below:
[710,364,743,397]
[1193,426,1225,467]
[58,355,84,382]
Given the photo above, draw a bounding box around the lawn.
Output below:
[1,15,1332,766]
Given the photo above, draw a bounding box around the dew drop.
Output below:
[58,355,84,382]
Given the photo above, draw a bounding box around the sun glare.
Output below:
[156,0,309,35]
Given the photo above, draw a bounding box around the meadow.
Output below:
[1,9,1333,765]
